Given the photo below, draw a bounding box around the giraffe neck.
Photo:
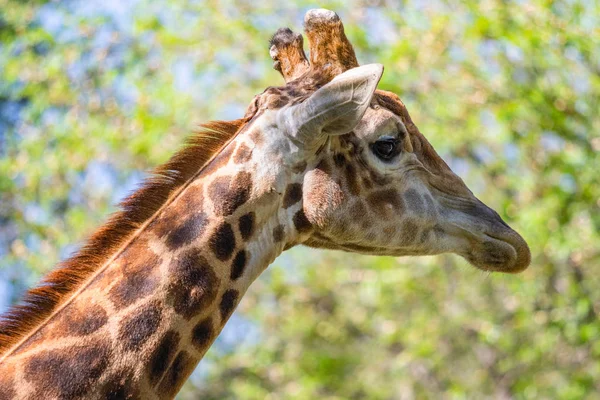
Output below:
[0,122,309,399]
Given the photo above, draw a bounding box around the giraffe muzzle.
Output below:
[465,202,531,273]
[480,226,531,273]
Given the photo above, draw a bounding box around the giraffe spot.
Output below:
[210,223,236,261]
[109,269,160,310]
[165,212,209,250]
[148,330,180,387]
[178,183,204,207]
[404,188,425,214]
[433,224,445,239]
[102,370,140,400]
[238,212,255,241]
[208,172,253,216]
[345,163,361,196]
[119,301,162,351]
[123,237,161,264]
[272,225,285,242]
[419,228,431,243]
[55,302,108,337]
[109,255,161,310]
[333,153,346,168]
[230,250,247,281]
[283,183,303,209]
[157,351,197,399]
[293,209,312,234]
[249,129,264,146]
[166,248,220,320]
[368,189,404,218]
[201,143,235,176]
[219,289,239,322]
[150,185,203,238]
[25,342,111,399]
[192,318,214,352]
[233,143,253,164]
[399,220,418,244]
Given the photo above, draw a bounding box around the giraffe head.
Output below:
[249,9,530,273]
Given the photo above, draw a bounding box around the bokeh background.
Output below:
[1,0,599,398]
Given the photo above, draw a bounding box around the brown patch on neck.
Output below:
[0,119,248,357]
[157,351,197,398]
[0,365,15,398]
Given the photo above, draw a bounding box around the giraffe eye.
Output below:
[371,137,400,160]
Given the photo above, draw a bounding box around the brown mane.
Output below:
[0,118,247,356]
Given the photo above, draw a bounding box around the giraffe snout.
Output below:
[482,224,531,273]
[468,202,531,273]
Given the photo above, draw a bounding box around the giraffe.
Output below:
[0,9,530,400]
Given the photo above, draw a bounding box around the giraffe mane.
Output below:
[0,118,247,356]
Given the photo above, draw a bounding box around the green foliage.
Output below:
[1,0,599,398]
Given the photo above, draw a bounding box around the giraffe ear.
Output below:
[280,64,384,145]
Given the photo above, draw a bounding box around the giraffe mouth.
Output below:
[467,229,531,273]
[439,195,531,273]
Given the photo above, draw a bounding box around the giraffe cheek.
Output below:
[303,168,344,229]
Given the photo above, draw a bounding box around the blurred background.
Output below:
[1,0,599,398]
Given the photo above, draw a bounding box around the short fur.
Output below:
[0,119,247,355]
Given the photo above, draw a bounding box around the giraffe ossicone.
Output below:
[0,8,530,399]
